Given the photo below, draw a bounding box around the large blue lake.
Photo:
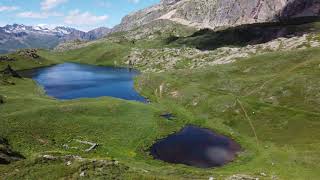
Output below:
[21,63,146,102]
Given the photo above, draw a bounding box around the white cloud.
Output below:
[64,10,108,25]
[0,6,19,12]
[17,11,63,19]
[41,0,68,10]
[128,0,140,4]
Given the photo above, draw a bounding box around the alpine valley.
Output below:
[1,0,320,179]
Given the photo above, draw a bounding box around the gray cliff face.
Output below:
[112,4,166,32]
[85,27,111,40]
[280,0,320,19]
[114,0,320,32]
[160,0,182,5]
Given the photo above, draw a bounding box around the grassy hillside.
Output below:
[0,52,56,70]
[1,20,320,179]
[136,47,320,179]
[39,20,196,67]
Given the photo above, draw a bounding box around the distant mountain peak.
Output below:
[0,24,111,54]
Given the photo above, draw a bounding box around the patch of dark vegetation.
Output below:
[0,55,15,62]
[0,95,5,104]
[1,65,22,78]
[172,16,320,50]
[0,65,21,85]
[0,137,25,164]
[160,113,175,120]
[164,35,179,44]
[0,74,16,85]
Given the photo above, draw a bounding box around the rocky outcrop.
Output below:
[62,27,111,42]
[161,0,181,6]
[114,19,195,41]
[17,49,40,59]
[279,0,320,19]
[85,27,111,40]
[127,33,320,72]
[114,0,320,32]
[225,174,259,180]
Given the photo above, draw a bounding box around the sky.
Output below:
[0,0,159,31]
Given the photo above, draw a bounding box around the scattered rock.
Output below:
[170,91,180,98]
[62,144,70,149]
[127,33,320,73]
[39,154,85,163]
[80,171,85,177]
[42,155,57,161]
[17,49,40,59]
[260,172,267,177]
[54,40,91,52]
[66,161,72,166]
[225,174,259,180]
[113,160,119,165]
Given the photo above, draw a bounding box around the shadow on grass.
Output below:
[168,16,320,50]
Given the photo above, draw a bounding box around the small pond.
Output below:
[20,63,146,102]
[150,125,241,168]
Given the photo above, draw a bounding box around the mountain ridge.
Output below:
[113,0,320,32]
[0,24,111,54]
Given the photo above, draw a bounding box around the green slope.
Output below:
[0,20,320,179]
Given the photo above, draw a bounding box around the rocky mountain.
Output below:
[113,0,320,32]
[0,24,111,54]
[85,27,111,40]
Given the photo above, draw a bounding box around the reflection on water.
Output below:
[150,125,241,168]
[21,63,146,102]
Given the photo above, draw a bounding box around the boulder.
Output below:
[225,174,259,180]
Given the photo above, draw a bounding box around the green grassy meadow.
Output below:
[1,21,320,179]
